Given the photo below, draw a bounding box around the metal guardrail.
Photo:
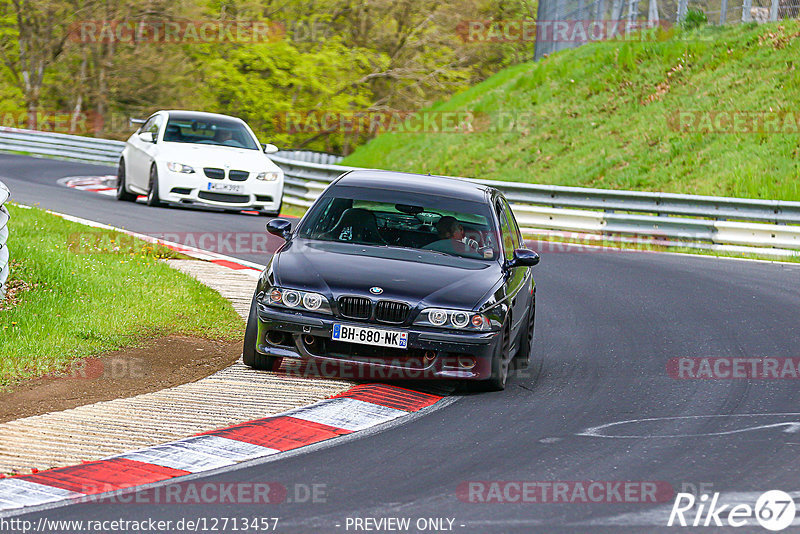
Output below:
[270,152,800,252]
[0,129,798,253]
[0,127,124,165]
[0,181,10,299]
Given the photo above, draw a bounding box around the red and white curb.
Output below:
[0,384,443,512]
[59,175,117,197]
[59,175,276,217]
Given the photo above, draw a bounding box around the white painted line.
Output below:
[118,444,237,473]
[172,435,280,462]
[116,435,280,474]
[286,397,408,431]
[0,479,82,511]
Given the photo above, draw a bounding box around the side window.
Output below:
[496,201,515,261]
[501,198,522,249]
[138,116,155,134]
[148,116,163,138]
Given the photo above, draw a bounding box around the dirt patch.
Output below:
[0,336,241,423]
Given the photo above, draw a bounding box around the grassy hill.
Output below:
[342,21,800,200]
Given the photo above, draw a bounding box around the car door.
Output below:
[497,198,528,346]
[128,115,162,189]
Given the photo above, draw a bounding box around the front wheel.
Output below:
[146,164,163,207]
[513,291,536,370]
[242,292,282,372]
[116,159,136,202]
[480,321,511,391]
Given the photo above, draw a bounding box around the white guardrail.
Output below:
[0,181,10,299]
[1,126,800,254]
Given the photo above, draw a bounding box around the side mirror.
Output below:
[267,218,292,240]
[138,131,155,144]
[262,143,279,154]
[506,248,540,269]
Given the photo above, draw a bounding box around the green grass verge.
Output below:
[342,21,800,200]
[0,204,244,387]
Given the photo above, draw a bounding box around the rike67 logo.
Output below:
[668,490,796,531]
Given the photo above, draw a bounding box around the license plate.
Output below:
[332,324,408,349]
[207,182,243,193]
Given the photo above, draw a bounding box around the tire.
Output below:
[513,290,536,370]
[146,164,163,207]
[242,292,282,372]
[116,159,137,202]
[482,321,512,391]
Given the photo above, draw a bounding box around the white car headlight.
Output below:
[166,162,195,174]
[256,171,280,181]
[265,287,332,315]
[414,308,491,331]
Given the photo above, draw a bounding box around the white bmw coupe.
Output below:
[117,110,284,215]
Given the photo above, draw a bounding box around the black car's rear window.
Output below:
[297,186,500,261]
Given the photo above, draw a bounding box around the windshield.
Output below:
[297,192,500,261]
[162,117,259,150]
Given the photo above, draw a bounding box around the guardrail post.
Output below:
[0,181,10,299]
[742,0,753,22]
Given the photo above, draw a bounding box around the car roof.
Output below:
[332,169,497,203]
[160,110,246,123]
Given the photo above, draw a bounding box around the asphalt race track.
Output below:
[4,153,800,532]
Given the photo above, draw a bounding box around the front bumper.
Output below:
[160,169,283,211]
[255,304,500,381]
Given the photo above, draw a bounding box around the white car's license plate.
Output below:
[207,182,243,193]
[332,324,408,349]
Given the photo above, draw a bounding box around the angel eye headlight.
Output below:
[302,292,323,310]
[428,309,448,326]
[414,308,492,331]
[282,290,301,307]
[264,287,332,314]
[256,171,279,181]
[450,311,470,328]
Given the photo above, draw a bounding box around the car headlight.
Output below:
[256,171,280,181]
[166,162,195,173]
[414,308,491,331]
[265,287,332,314]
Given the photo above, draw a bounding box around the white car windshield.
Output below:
[162,116,259,150]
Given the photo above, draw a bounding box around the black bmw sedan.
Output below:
[243,170,539,390]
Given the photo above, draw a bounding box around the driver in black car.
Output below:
[423,216,480,257]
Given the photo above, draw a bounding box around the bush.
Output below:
[682,9,709,31]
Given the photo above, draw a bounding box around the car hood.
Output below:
[272,239,502,310]
[156,143,280,172]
